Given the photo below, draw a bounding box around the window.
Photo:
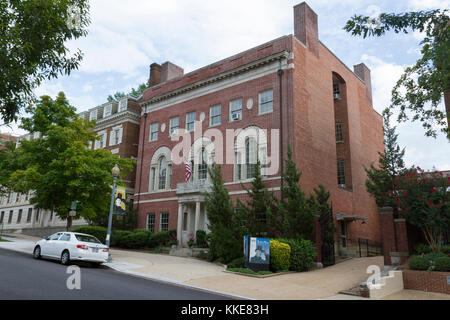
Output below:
[27,208,32,223]
[337,159,346,186]
[103,104,112,118]
[147,213,155,232]
[150,167,156,191]
[245,138,257,179]
[158,156,167,190]
[229,98,242,121]
[335,123,343,142]
[96,132,107,149]
[168,164,172,188]
[169,116,179,136]
[150,123,159,141]
[186,112,196,132]
[210,105,221,126]
[8,210,13,224]
[60,233,71,241]
[160,212,169,231]
[259,89,273,114]
[333,83,340,99]
[49,233,62,241]
[119,99,127,112]
[17,209,22,223]
[35,210,40,222]
[197,147,208,181]
[89,109,98,121]
[183,212,188,231]
[234,151,242,181]
[110,127,123,146]
[74,234,101,243]
[0,211,4,224]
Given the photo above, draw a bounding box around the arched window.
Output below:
[197,147,208,181]
[245,137,257,179]
[158,156,167,190]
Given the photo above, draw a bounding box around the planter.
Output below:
[403,269,450,295]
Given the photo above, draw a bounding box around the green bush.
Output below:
[409,256,430,270]
[270,240,291,272]
[435,256,450,272]
[414,243,432,255]
[111,230,132,247]
[73,226,107,243]
[148,229,177,248]
[196,230,208,248]
[277,238,317,272]
[440,246,450,255]
[227,257,244,268]
[122,231,151,249]
[424,252,447,263]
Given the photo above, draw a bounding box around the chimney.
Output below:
[294,2,319,57]
[354,63,373,107]
[160,61,184,83]
[148,63,162,87]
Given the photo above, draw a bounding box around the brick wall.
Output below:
[403,270,450,294]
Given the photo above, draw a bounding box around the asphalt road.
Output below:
[0,248,232,300]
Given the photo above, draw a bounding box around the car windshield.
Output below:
[75,234,102,244]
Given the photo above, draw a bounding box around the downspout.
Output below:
[278,60,284,199]
[136,111,148,212]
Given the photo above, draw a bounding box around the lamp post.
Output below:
[106,164,120,262]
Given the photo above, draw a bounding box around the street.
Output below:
[0,248,232,300]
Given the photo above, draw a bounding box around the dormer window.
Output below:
[103,104,112,118]
[119,99,127,112]
[90,109,98,121]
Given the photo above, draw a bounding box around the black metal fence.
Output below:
[336,238,383,258]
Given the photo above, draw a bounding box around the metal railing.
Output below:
[336,238,383,258]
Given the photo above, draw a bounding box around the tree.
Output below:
[107,83,147,102]
[277,146,316,240]
[238,160,276,236]
[204,165,246,263]
[0,0,90,123]
[313,185,336,246]
[365,110,407,208]
[396,168,449,252]
[5,92,134,230]
[344,9,450,139]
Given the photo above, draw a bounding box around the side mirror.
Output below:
[45,237,50,241]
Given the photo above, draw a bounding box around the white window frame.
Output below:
[89,109,98,121]
[110,126,123,146]
[169,116,179,136]
[119,99,127,112]
[186,112,196,132]
[103,104,112,118]
[150,123,159,141]
[160,212,169,231]
[209,104,221,127]
[258,89,273,115]
[229,98,242,121]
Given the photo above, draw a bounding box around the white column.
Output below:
[194,201,201,240]
[177,203,183,247]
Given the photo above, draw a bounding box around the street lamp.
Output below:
[106,164,120,262]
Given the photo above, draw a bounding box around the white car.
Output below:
[33,232,109,266]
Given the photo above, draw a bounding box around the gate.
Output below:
[319,206,335,267]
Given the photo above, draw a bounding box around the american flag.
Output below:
[185,159,191,182]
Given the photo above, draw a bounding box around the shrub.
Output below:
[435,256,450,272]
[270,240,291,272]
[414,243,432,255]
[424,252,447,263]
[277,238,317,272]
[111,230,132,247]
[148,230,177,248]
[227,257,244,268]
[409,256,430,270]
[440,246,450,255]
[122,231,151,249]
[73,226,107,243]
[196,230,208,248]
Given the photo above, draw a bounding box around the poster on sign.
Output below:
[248,237,270,271]
[114,186,126,215]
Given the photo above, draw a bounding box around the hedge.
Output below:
[435,256,450,272]
[73,226,177,249]
[270,240,291,272]
[277,238,316,272]
[409,256,430,270]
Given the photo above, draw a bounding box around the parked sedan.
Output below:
[33,232,109,266]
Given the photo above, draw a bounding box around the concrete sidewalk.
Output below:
[2,233,449,300]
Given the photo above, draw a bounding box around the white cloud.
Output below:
[408,0,450,10]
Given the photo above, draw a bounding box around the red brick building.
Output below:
[133,2,384,248]
[0,133,17,150]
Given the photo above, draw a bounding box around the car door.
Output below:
[53,233,71,258]
[42,232,62,257]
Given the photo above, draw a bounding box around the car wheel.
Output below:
[61,250,71,265]
[33,246,41,259]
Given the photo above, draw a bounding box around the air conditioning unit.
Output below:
[334,93,341,100]
[231,112,240,121]
[338,184,346,188]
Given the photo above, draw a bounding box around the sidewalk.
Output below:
[2,233,449,300]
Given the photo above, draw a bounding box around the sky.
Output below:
[1,0,449,170]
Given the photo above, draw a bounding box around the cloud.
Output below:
[408,0,450,10]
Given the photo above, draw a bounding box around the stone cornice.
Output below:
[94,111,140,131]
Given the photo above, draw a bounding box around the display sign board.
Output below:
[247,237,270,271]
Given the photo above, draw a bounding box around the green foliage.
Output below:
[414,243,433,255]
[227,268,273,276]
[314,185,336,245]
[396,169,450,251]
[195,230,208,248]
[270,240,291,272]
[227,257,244,269]
[441,246,450,254]
[424,252,447,263]
[88,201,138,231]
[73,226,107,244]
[3,93,134,230]
[276,146,316,240]
[121,231,150,249]
[0,0,90,123]
[435,256,450,271]
[277,238,317,272]
[204,165,247,263]
[409,256,430,270]
[107,83,147,102]
[344,9,450,138]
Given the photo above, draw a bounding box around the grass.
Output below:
[227,268,273,275]
[0,237,10,242]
